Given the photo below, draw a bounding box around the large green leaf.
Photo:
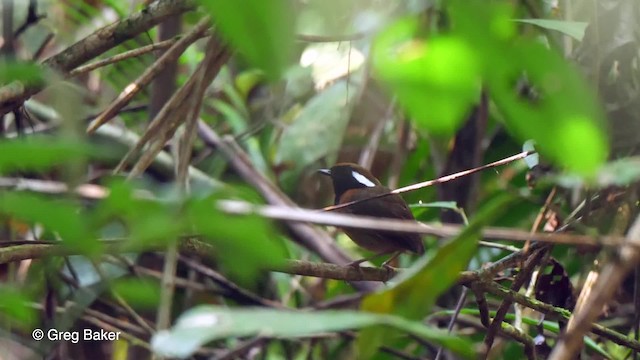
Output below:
[198,0,294,80]
[448,0,608,175]
[0,138,101,174]
[357,194,514,358]
[186,194,287,284]
[0,286,36,328]
[151,306,475,359]
[91,179,185,248]
[0,192,97,252]
[275,80,356,169]
[372,18,481,136]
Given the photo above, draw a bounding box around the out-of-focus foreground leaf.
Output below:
[0,138,103,174]
[198,0,294,80]
[0,192,97,252]
[151,306,474,359]
[372,17,481,137]
[448,0,608,175]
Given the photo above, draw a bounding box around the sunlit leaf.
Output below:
[151,306,474,359]
[372,18,481,136]
[198,0,294,79]
[449,0,608,175]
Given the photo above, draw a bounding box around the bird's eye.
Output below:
[352,171,376,187]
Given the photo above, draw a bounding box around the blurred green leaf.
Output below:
[515,19,588,41]
[0,138,103,174]
[449,0,608,175]
[151,306,474,359]
[198,0,294,80]
[111,278,161,309]
[276,80,355,169]
[0,192,97,252]
[92,179,184,247]
[411,201,459,211]
[187,196,287,284]
[596,157,640,186]
[372,18,481,136]
[411,201,468,224]
[0,62,45,86]
[0,286,36,328]
[358,194,514,358]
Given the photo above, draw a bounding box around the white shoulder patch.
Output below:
[352,171,376,187]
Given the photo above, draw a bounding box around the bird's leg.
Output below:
[381,251,401,270]
[348,250,393,268]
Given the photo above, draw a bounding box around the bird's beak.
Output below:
[317,168,331,176]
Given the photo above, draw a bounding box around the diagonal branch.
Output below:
[0,0,195,114]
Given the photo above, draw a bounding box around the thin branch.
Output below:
[0,0,195,114]
[0,177,632,249]
[86,17,211,134]
[482,246,549,357]
[179,255,283,307]
[323,150,534,212]
[68,34,207,77]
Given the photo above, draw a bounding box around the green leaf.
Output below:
[0,286,36,328]
[151,306,475,359]
[92,179,184,248]
[358,194,514,358]
[515,19,588,41]
[0,192,97,252]
[111,278,161,309]
[0,138,101,174]
[372,18,481,136]
[198,0,294,80]
[489,41,608,175]
[187,195,287,284]
[449,0,608,175]
[0,62,45,86]
[276,81,356,169]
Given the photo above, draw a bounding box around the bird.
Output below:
[318,163,425,267]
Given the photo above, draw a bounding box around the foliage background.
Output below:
[0,0,639,359]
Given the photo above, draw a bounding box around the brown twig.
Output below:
[68,34,208,77]
[179,255,283,307]
[482,246,549,358]
[86,17,211,134]
[0,0,195,114]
